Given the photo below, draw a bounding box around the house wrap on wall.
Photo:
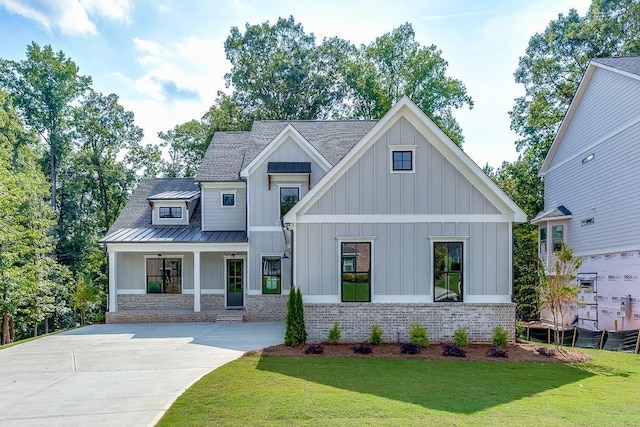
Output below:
[532,56,640,331]
[101,96,527,342]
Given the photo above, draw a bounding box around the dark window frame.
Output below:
[392,150,413,171]
[262,257,282,294]
[146,257,182,294]
[159,206,182,219]
[221,192,235,207]
[280,187,300,216]
[341,242,371,302]
[433,242,463,302]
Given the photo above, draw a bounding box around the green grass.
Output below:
[158,348,640,426]
[341,282,370,301]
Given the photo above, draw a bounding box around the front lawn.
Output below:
[158,348,640,426]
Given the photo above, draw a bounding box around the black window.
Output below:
[434,242,462,302]
[341,242,371,302]
[222,193,235,207]
[262,257,281,294]
[392,151,413,171]
[146,258,182,293]
[280,187,299,216]
[159,207,182,219]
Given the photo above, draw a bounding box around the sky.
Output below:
[0,0,592,169]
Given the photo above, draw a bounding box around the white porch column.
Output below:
[108,250,117,312]
[193,250,201,312]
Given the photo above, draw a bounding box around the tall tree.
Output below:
[0,42,91,209]
[341,23,473,145]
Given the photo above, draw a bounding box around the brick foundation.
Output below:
[118,294,194,310]
[303,303,516,344]
[245,294,288,321]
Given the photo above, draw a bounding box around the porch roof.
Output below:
[100,227,247,243]
[531,205,572,224]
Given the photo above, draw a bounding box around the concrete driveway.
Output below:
[0,322,284,426]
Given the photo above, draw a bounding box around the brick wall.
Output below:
[106,311,217,323]
[118,294,193,310]
[201,294,224,310]
[245,294,287,321]
[304,303,516,343]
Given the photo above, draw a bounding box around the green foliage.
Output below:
[409,323,429,347]
[284,286,306,346]
[368,324,384,345]
[72,274,100,326]
[327,322,341,344]
[492,326,510,348]
[453,326,468,347]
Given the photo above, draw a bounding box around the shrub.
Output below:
[304,344,324,354]
[409,323,429,347]
[351,343,373,354]
[515,320,525,342]
[284,286,306,346]
[399,342,422,355]
[442,344,467,357]
[486,347,509,358]
[454,326,468,347]
[326,322,341,344]
[536,347,556,357]
[369,324,384,345]
[492,325,510,348]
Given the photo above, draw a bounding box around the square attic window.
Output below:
[582,153,595,164]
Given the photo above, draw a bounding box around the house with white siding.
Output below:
[532,56,640,332]
[102,96,527,342]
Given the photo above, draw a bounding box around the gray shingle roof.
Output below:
[531,205,573,224]
[195,120,377,182]
[102,178,248,243]
[593,56,640,76]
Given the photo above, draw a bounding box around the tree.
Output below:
[341,23,473,145]
[538,244,582,349]
[225,16,340,120]
[284,285,306,346]
[0,42,91,209]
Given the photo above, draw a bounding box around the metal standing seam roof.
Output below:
[147,190,200,200]
[101,228,247,243]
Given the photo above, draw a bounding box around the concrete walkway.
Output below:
[0,322,284,426]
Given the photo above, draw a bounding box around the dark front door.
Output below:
[227,259,244,307]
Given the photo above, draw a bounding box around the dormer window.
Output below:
[159,207,182,219]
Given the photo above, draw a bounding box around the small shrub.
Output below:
[515,320,525,342]
[536,347,556,358]
[304,344,324,354]
[442,344,467,357]
[95,312,105,323]
[399,342,422,355]
[486,347,509,358]
[327,322,341,344]
[492,325,510,348]
[369,324,384,345]
[409,323,429,347]
[454,326,468,347]
[351,343,373,354]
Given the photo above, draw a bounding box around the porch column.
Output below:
[108,250,117,312]
[193,250,201,312]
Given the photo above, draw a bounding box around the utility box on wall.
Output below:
[620,295,632,317]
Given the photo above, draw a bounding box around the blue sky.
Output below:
[0,0,591,168]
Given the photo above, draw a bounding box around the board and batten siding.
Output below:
[306,117,500,215]
[550,68,640,166]
[545,119,640,255]
[201,185,246,231]
[247,136,328,227]
[116,252,194,291]
[248,231,292,293]
[200,253,224,290]
[295,222,511,298]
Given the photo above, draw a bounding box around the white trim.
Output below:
[388,145,417,174]
[336,235,377,241]
[248,226,282,232]
[193,250,201,312]
[428,236,469,303]
[199,181,245,189]
[240,124,331,177]
[108,251,117,312]
[303,295,341,303]
[182,289,194,294]
[337,238,375,302]
[220,190,237,208]
[105,242,248,253]
[201,289,224,294]
[464,295,512,304]
[372,295,431,303]
[117,289,146,295]
[298,214,513,223]
[283,96,527,223]
[247,289,262,295]
[574,245,640,258]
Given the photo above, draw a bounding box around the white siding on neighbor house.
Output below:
[116,252,194,291]
[248,231,292,292]
[545,120,640,254]
[305,117,500,216]
[201,185,246,231]
[247,136,328,227]
[295,221,511,297]
[548,68,640,172]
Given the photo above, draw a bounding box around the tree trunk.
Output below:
[45,317,49,334]
[33,321,38,337]
[2,309,11,345]
[50,142,57,210]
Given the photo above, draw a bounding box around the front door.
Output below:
[226,259,244,307]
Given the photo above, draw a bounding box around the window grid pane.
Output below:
[392,151,413,171]
[262,257,281,294]
[341,242,371,302]
[434,242,462,302]
[159,207,182,218]
[146,258,182,294]
[222,193,235,207]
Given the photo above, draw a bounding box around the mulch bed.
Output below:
[252,342,592,363]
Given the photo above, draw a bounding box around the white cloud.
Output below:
[0,0,132,35]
